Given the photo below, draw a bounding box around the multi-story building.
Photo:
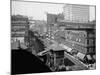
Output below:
[45,5,96,69]
[53,4,96,61]
[55,21,95,57]
[11,15,29,44]
[27,30,45,54]
[63,4,89,23]
[47,13,64,39]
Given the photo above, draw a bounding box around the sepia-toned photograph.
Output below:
[11,0,96,74]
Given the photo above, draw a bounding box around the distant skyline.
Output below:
[12,1,96,21]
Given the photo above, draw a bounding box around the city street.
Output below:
[11,1,96,74]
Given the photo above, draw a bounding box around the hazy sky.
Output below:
[12,1,95,21]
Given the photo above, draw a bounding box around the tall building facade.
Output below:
[63,4,89,23]
[55,21,95,57]
[11,15,29,43]
[47,13,64,39]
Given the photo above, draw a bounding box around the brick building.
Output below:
[47,13,64,39]
[11,15,29,45]
[54,21,95,56]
